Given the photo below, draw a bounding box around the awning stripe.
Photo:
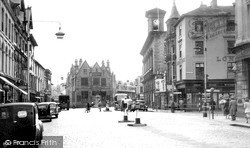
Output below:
[0,76,28,95]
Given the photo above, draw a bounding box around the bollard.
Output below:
[127,109,147,127]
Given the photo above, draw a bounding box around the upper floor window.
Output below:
[1,9,4,32]
[179,43,182,58]
[179,25,182,37]
[83,69,88,75]
[101,78,106,86]
[227,40,235,54]
[194,41,204,55]
[195,63,204,80]
[226,20,235,31]
[179,65,182,80]
[81,77,88,86]
[195,21,203,32]
[93,78,100,86]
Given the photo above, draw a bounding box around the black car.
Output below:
[0,102,44,148]
[37,102,53,121]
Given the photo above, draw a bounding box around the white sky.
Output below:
[25,0,234,85]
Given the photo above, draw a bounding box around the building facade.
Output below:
[140,8,167,109]
[66,59,115,108]
[0,0,51,103]
[174,0,235,109]
[233,0,250,113]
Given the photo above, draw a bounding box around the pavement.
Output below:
[148,108,250,128]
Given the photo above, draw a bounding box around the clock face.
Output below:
[153,19,159,26]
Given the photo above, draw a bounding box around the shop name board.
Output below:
[155,78,166,93]
[216,56,235,62]
[116,84,136,92]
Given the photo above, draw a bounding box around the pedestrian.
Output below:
[171,101,175,113]
[85,102,90,113]
[223,99,230,119]
[98,100,102,112]
[210,99,216,119]
[229,97,237,121]
[243,97,250,123]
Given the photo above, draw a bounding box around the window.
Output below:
[195,63,204,79]
[194,41,204,55]
[179,65,182,80]
[195,21,203,32]
[179,25,182,36]
[227,40,235,54]
[81,78,88,86]
[179,42,182,58]
[81,91,88,99]
[1,9,4,32]
[5,14,7,35]
[93,78,100,86]
[101,78,106,86]
[83,69,87,75]
[226,20,235,31]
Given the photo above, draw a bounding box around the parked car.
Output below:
[130,100,148,112]
[37,102,54,121]
[49,102,60,118]
[0,102,43,148]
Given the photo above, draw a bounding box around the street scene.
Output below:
[1,0,250,147]
[39,108,250,148]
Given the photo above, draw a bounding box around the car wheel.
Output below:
[49,118,52,122]
[55,114,58,118]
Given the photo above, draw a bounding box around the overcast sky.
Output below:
[24,0,235,85]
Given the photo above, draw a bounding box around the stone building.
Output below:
[233,0,250,114]
[174,0,235,109]
[66,59,115,108]
[140,8,167,109]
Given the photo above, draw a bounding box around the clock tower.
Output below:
[145,8,166,32]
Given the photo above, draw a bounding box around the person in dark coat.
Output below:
[223,99,230,119]
[229,97,237,121]
[85,102,90,113]
[171,101,175,113]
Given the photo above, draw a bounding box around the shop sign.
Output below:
[216,56,235,62]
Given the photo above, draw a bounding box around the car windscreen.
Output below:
[38,104,48,109]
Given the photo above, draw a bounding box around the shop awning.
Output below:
[0,76,28,95]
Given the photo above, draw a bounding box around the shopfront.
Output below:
[176,79,235,110]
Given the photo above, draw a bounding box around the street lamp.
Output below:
[27,21,65,102]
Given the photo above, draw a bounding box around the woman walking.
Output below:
[244,98,250,123]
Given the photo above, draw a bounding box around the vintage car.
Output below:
[130,100,148,112]
[0,102,43,148]
[38,102,59,121]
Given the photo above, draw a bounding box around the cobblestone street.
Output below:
[40,108,250,148]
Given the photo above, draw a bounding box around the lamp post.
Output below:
[27,21,65,102]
